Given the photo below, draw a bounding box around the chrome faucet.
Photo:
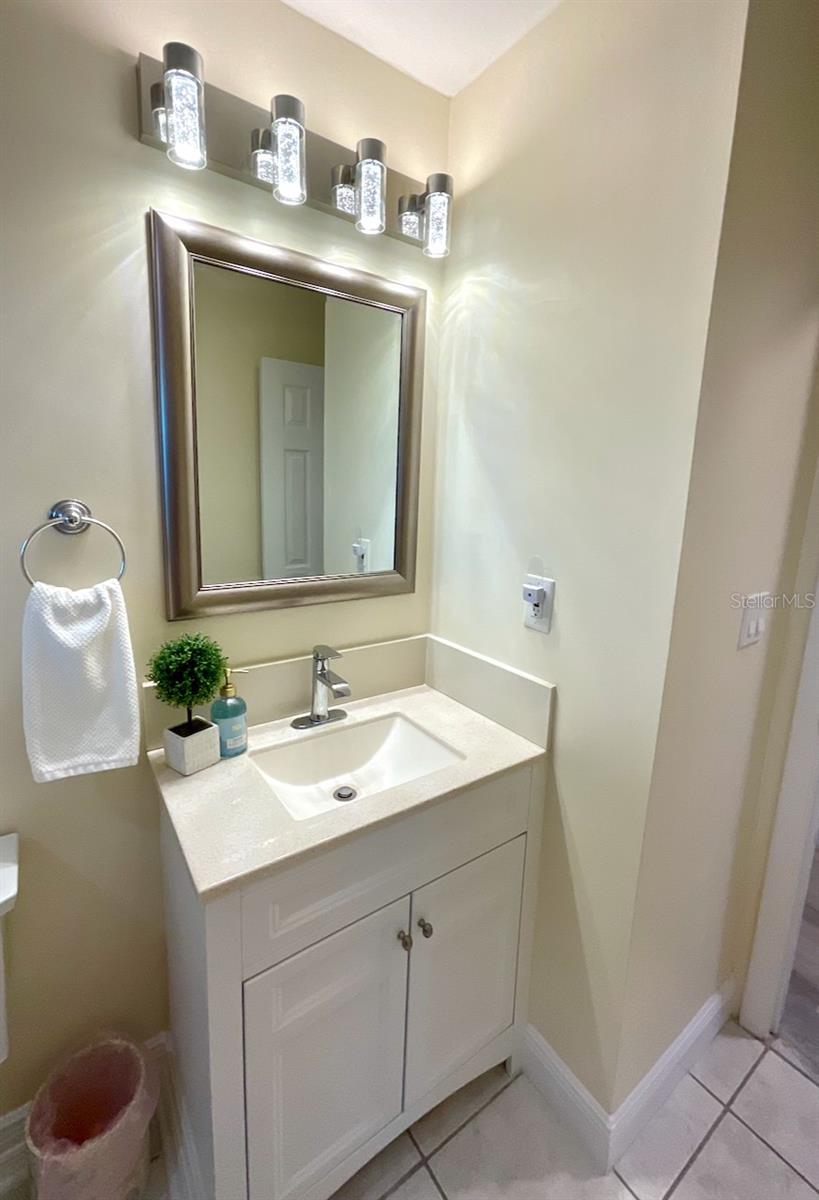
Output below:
[291,645,351,729]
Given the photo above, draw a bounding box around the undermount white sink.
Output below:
[251,713,464,821]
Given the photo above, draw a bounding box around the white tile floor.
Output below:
[139,1021,819,1200]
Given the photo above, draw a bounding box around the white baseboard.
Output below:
[0,1103,28,1198]
[522,1026,613,1172]
[606,979,735,1166]
[523,979,735,1172]
[146,1032,203,1200]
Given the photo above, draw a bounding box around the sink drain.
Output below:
[333,785,357,802]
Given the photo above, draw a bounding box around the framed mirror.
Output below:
[149,210,425,618]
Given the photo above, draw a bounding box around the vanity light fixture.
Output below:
[330,164,356,215]
[423,174,453,258]
[272,95,307,205]
[150,82,167,143]
[355,139,387,235]
[139,57,454,248]
[250,128,276,185]
[398,194,424,241]
[162,42,206,170]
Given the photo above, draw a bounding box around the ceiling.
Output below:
[280,0,563,96]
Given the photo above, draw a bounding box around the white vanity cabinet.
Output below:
[245,898,410,1200]
[405,836,525,1106]
[245,838,525,1199]
[160,759,544,1200]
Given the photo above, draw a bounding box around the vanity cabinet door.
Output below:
[404,836,526,1106]
[244,896,410,1200]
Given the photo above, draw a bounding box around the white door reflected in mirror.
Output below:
[260,358,325,579]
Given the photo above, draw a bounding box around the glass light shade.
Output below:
[331,164,356,215]
[162,44,205,169]
[399,210,422,239]
[273,108,306,205]
[423,179,453,257]
[398,195,424,241]
[355,154,386,234]
[251,148,277,185]
[250,128,276,186]
[165,70,206,168]
[150,82,167,143]
[332,183,356,214]
[152,104,168,144]
[163,46,206,171]
[162,46,205,171]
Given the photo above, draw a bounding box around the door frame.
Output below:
[741,572,819,1037]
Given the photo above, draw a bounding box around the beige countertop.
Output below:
[149,685,544,899]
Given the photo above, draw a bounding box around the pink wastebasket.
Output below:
[25,1036,158,1200]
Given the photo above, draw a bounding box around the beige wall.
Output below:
[614,0,819,1107]
[195,266,326,584]
[435,0,748,1107]
[0,0,446,1113]
[2,0,815,1128]
[323,299,401,575]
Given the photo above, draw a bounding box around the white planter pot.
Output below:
[163,717,220,776]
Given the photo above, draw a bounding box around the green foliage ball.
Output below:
[147,633,227,713]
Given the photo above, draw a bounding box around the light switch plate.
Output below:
[524,574,555,633]
[737,592,771,649]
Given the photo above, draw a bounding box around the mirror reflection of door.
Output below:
[260,359,325,579]
[193,260,403,587]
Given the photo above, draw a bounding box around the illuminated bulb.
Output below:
[355,139,386,235]
[272,95,306,205]
[423,173,453,257]
[150,82,167,143]
[250,128,276,186]
[331,164,356,215]
[398,194,424,241]
[163,42,206,170]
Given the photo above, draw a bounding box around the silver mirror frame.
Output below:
[149,209,425,619]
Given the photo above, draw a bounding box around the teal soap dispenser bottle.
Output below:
[211,667,248,758]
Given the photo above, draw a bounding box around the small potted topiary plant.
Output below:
[147,633,227,776]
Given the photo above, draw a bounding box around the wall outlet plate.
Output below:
[737,592,771,649]
[352,538,371,574]
[524,574,555,633]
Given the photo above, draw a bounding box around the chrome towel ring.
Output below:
[20,499,127,587]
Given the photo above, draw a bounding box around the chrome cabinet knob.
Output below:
[397,930,413,952]
[417,918,433,939]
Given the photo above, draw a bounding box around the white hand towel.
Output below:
[22,579,140,782]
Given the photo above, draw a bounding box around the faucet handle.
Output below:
[313,644,342,662]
